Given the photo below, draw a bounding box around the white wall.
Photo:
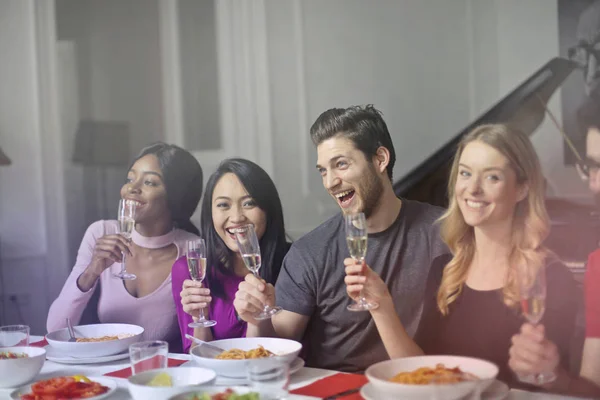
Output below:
[0,0,51,333]
[266,0,474,236]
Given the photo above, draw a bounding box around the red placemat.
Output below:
[30,338,48,347]
[104,356,188,379]
[291,372,367,400]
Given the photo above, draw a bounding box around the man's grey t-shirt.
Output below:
[275,198,448,372]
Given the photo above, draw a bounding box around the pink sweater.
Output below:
[46,220,199,352]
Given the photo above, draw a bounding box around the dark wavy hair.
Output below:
[131,142,203,235]
[309,104,396,180]
[201,158,288,299]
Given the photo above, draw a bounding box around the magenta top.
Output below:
[172,256,247,352]
[47,220,199,352]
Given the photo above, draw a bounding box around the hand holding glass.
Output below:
[516,264,556,385]
[234,224,282,320]
[113,199,137,280]
[187,238,216,328]
[345,213,378,311]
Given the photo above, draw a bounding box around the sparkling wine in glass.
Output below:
[345,212,378,311]
[517,263,555,385]
[187,239,216,328]
[113,199,137,280]
[234,224,282,320]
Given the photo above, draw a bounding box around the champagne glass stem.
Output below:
[121,251,127,274]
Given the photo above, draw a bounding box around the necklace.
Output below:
[131,227,176,249]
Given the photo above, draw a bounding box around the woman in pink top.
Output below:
[47,143,203,352]
[173,158,290,352]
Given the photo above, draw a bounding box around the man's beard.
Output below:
[358,165,384,219]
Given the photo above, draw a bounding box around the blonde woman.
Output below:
[345,124,577,388]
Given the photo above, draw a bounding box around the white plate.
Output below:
[44,345,129,364]
[10,376,117,400]
[360,379,509,400]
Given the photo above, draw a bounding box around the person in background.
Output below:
[173,158,290,352]
[234,105,449,372]
[345,124,578,389]
[47,143,203,352]
[508,102,600,397]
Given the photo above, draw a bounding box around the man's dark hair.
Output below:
[309,104,396,180]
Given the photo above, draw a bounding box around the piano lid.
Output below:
[394,57,577,207]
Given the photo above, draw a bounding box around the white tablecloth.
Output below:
[0,336,587,400]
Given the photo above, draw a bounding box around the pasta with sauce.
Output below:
[389,363,477,385]
[215,345,274,360]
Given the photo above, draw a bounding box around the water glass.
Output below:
[129,340,168,375]
[0,325,30,346]
[247,359,290,400]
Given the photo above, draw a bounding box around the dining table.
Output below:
[0,335,591,400]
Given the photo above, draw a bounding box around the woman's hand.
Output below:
[77,234,133,291]
[89,234,133,276]
[233,273,276,326]
[344,258,391,305]
[181,279,212,320]
[508,323,560,384]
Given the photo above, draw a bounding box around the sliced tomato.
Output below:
[68,382,108,398]
[31,377,75,395]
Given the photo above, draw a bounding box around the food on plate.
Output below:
[187,389,259,400]
[0,351,28,359]
[215,345,274,360]
[388,363,478,385]
[146,372,173,387]
[75,333,134,342]
[19,376,109,399]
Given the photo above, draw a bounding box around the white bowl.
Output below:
[0,346,46,388]
[168,386,259,400]
[46,323,143,358]
[365,356,499,400]
[190,337,302,378]
[128,367,217,400]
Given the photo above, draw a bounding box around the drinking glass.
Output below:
[0,325,30,346]
[187,238,216,328]
[516,263,556,385]
[345,212,378,311]
[234,224,282,320]
[129,340,168,375]
[247,359,290,400]
[113,199,137,280]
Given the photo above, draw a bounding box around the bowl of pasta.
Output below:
[365,356,498,400]
[46,323,144,358]
[190,337,302,378]
[0,346,46,388]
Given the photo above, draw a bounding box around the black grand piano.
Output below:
[394,57,599,272]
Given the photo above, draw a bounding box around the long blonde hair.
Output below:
[436,124,550,315]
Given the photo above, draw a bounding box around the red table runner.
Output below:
[30,338,48,347]
[291,372,367,400]
[104,356,188,379]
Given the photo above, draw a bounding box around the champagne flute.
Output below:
[234,224,282,320]
[345,212,378,311]
[516,263,556,385]
[187,239,216,328]
[113,199,137,280]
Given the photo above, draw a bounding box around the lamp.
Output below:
[0,146,11,166]
[72,120,131,219]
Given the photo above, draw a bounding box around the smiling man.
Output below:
[233,105,449,372]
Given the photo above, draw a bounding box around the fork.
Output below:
[66,318,77,342]
[185,334,225,358]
